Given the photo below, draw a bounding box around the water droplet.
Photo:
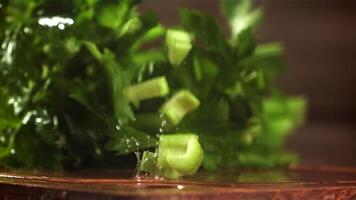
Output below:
[53,116,58,127]
[23,27,31,34]
[95,148,101,155]
[177,185,184,190]
[148,62,154,74]
[35,117,43,124]
[161,120,167,127]
[58,24,65,30]
[10,149,15,154]
[2,40,16,64]
[8,96,26,115]
[38,16,74,28]
[22,112,33,124]
[60,191,68,199]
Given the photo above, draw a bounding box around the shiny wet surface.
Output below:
[0,165,355,199]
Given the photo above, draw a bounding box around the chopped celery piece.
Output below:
[160,90,200,125]
[262,96,306,135]
[158,134,203,179]
[267,118,294,135]
[165,29,192,66]
[286,97,307,126]
[139,134,204,179]
[123,76,169,106]
[119,17,142,36]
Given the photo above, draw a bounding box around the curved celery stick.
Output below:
[123,76,169,106]
[160,90,200,125]
[166,29,192,66]
[158,134,203,179]
[119,17,142,36]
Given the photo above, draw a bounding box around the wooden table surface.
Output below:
[0,165,355,200]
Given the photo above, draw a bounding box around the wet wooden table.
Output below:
[0,165,355,200]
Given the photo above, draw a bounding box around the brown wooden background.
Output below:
[140,0,356,166]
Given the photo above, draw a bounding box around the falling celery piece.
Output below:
[130,24,165,51]
[123,76,169,106]
[165,29,192,66]
[119,17,142,36]
[158,134,203,179]
[263,96,306,135]
[286,97,307,126]
[267,118,294,136]
[221,0,262,39]
[160,90,200,125]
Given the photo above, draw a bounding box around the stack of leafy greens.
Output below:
[0,0,305,179]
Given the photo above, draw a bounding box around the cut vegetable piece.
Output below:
[262,96,306,136]
[119,17,142,36]
[286,97,307,126]
[123,76,169,106]
[158,134,203,179]
[160,90,200,125]
[266,117,294,136]
[165,29,192,66]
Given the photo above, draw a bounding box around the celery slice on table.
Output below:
[140,134,203,179]
[158,134,203,179]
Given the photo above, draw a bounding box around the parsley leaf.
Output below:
[0,0,305,176]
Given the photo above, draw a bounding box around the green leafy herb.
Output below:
[0,0,306,178]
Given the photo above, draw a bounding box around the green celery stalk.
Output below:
[119,17,142,36]
[123,76,169,106]
[160,90,200,125]
[158,134,203,179]
[165,29,192,66]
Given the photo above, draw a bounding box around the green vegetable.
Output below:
[123,76,169,106]
[220,0,262,40]
[158,134,203,178]
[0,0,306,179]
[165,29,192,66]
[140,134,203,179]
[119,17,142,36]
[160,90,200,125]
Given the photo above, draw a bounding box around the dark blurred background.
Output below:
[140,0,356,166]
